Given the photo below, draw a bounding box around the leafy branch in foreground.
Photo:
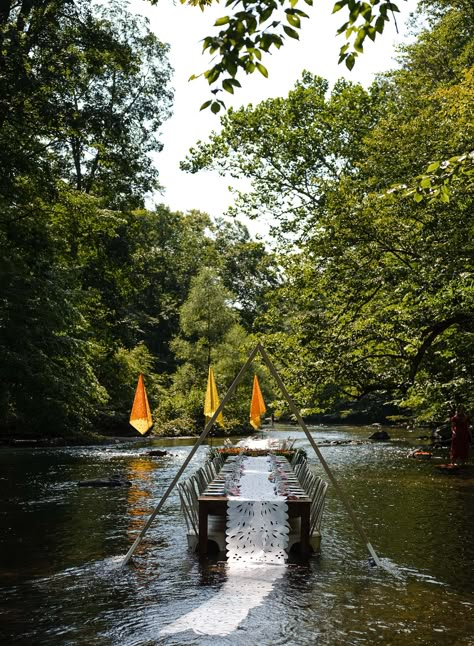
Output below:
[148,0,402,112]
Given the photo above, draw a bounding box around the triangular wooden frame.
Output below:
[122,342,382,567]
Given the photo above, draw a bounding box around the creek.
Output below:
[1,425,473,645]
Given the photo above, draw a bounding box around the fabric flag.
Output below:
[129,373,153,435]
[250,374,266,430]
[204,366,224,426]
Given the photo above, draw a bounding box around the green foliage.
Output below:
[183,2,474,423]
[212,218,281,330]
[158,265,278,431]
[0,0,173,437]
[0,196,108,435]
[95,343,159,430]
[183,72,381,236]
[4,0,472,438]
[0,0,173,210]
[153,0,403,108]
[154,415,198,437]
[177,267,238,348]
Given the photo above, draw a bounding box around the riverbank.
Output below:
[0,417,442,449]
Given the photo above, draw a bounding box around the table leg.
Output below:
[300,501,310,557]
[198,502,208,557]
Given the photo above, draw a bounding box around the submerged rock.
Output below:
[148,449,170,457]
[407,447,432,459]
[432,424,452,444]
[368,430,390,441]
[78,475,131,487]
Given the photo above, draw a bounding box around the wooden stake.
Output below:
[121,344,260,566]
[257,343,382,567]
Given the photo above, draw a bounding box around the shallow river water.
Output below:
[0,425,473,645]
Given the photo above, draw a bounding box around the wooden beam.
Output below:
[257,342,382,567]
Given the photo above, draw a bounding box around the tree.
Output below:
[212,218,281,330]
[51,2,173,209]
[182,1,474,422]
[0,194,108,434]
[0,0,174,435]
[0,0,173,211]
[173,267,240,368]
[183,72,381,240]
[160,267,247,428]
[118,207,216,364]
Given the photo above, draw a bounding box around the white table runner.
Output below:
[226,457,289,564]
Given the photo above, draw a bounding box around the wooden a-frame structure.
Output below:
[122,342,382,567]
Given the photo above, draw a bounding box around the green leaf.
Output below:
[440,186,450,202]
[332,0,346,13]
[283,25,300,39]
[210,101,221,114]
[353,33,365,53]
[222,79,235,93]
[227,60,238,77]
[204,68,220,84]
[345,53,356,70]
[214,16,230,26]
[200,100,213,111]
[259,7,274,23]
[367,26,377,41]
[426,161,441,173]
[420,177,431,189]
[256,62,269,77]
[286,13,301,28]
[375,15,387,33]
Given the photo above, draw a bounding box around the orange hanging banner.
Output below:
[129,373,153,435]
[250,374,266,429]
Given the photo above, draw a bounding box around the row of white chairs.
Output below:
[178,455,224,536]
[293,459,328,535]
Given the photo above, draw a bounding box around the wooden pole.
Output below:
[121,344,260,566]
[257,343,382,567]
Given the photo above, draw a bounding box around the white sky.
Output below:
[130,0,418,236]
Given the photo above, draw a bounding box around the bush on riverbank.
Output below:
[151,415,256,437]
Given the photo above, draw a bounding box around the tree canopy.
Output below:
[184,0,474,422]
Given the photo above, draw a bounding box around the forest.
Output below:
[1,0,473,440]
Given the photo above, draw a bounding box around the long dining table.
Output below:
[198,455,312,558]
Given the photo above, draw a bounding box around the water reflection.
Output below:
[0,426,473,644]
[126,457,156,533]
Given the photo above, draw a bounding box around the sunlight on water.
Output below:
[161,565,285,636]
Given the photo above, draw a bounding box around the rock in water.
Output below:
[78,476,131,487]
[368,430,390,441]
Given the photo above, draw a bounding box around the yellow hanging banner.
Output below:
[129,373,153,435]
[250,374,266,429]
[204,366,224,426]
